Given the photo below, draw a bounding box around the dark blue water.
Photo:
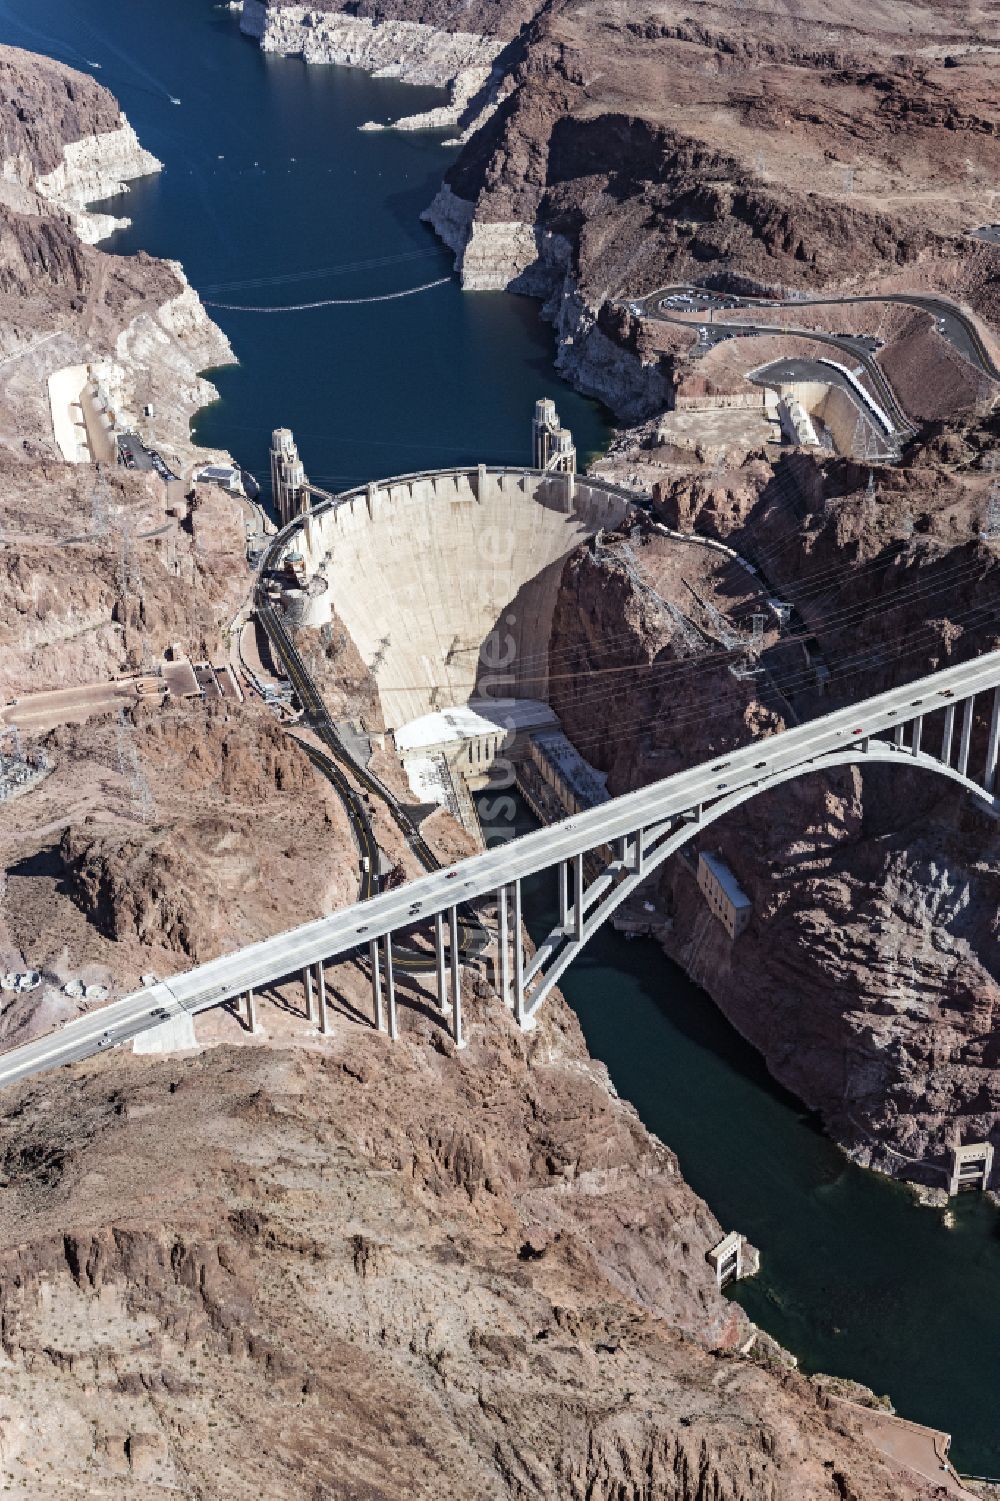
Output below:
[488,801,1000,1477]
[5,0,1000,1474]
[0,0,608,491]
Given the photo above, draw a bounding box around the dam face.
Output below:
[295,469,633,731]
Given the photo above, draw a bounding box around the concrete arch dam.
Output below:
[283,467,635,731]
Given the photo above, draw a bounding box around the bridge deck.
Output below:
[170,645,1000,989]
[1,647,998,1088]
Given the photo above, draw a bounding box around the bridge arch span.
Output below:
[4,651,1000,1079]
[521,746,994,1020]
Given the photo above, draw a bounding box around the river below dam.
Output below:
[5,0,1000,1476]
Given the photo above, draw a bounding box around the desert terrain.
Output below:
[0,4,997,1495]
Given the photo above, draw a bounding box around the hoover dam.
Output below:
[2,0,1000,1490]
[283,465,633,728]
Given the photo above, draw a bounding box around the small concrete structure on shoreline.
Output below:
[948,1141,994,1196]
[707,1230,759,1288]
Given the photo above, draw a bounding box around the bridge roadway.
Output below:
[1,647,999,1091]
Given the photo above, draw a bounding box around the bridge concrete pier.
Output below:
[498,884,512,1009]
[986,687,1000,794]
[434,912,447,1012]
[449,905,465,1048]
[370,940,384,1033]
[942,703,955,763]
[383,934,398,1041]
[303,966,315,1023]
[512,880,531,1029]
[316,962,329,1034]
[911,715,923,757]
[245,989,257,1033]
[958,698,973,775]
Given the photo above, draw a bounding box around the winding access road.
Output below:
[631,284,1000,454]
[795,292,999,382]
[632,286,914,442]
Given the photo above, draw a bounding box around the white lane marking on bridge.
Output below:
[2,631,1000,1085]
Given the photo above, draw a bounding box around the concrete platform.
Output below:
[132,1012,198,1054]
[2,678,164,734]
[830,1399,976,1498]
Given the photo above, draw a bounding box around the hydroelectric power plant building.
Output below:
[697,852,752,939]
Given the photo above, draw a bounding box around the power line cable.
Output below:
[541,599,1000,765]
[484,545,993,693]
[528,552,996,707]
[369,550,999,728]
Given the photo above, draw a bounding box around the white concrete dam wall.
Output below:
[298,469,633,730]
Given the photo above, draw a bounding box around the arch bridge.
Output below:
[1,649,999,1088]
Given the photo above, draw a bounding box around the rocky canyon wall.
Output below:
[547,438,1000,1186]
[0,46,161,244]
[240,0,500,86]
[0,47,253,1045]
[0,44,233,473]
[34,119,161,245]
[0,978,936,1500]
[0,18,996,1494]
[419,186,670,420]
[244,0,1000,431]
